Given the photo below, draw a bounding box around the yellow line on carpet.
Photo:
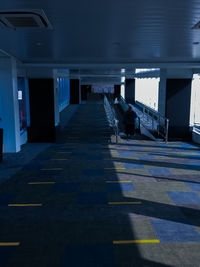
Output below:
[113,240,160,244]
[0,242,20,246]
[8,204,43,207]
[57,151,72,154]
[40,168,63,171]
[105,181,132,183]
[51,159,68,161]
[28,182,55,185]
[104,167,126,170]
[108,202,142,205]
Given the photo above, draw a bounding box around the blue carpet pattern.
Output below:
[0,98,199,266]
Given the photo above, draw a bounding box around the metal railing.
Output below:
[135,100,169,143]
[193,123,200,135]
[104,95,119,143]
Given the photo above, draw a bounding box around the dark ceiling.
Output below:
[0,0,200,67]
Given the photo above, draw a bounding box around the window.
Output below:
[135,78,159,110]
[190,74,200,126]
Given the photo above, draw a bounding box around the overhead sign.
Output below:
[92,85,114,93]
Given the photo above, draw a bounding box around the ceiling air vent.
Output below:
[0,9,52,29]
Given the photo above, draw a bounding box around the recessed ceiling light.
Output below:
[113,42,120,47]
[36,42,43,46]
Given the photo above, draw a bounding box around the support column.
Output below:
[125,79,135,103]
[114,85,121,99]
[165,79,192,140]
[81,85,90,101]
[28,78,56,142]
[0,57,20,152]
[70,79,80,104]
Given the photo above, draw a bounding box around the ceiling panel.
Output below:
[0,0,200,66]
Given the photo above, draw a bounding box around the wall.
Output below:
[167,68,193,79]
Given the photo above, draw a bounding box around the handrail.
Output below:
[104,95,119,143]
[118,96,169,143]
[135,100,169,143]
[193,124,200,134]
[193,123,200,128]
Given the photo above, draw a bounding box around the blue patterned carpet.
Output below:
[0,100,200,266]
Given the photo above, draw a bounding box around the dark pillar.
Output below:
[28,78,56,142]
[70,79,80,104]
[166,79,192,140]
[87,85,91,94]
[81,85,91,101]
[114,85,121,99]
[0,128,3,162]
[125,79,135,103]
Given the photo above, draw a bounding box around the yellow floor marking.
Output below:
[28,182,55,185]
[57,152,71,154]
[113,240,160,244]
[0,242,20,246]
[101,152,117,155]
[104,167,126,170]
[41,168,63,171]
[8,204,43,207]
[105,181,132,183]
[108,202,142,205]
[51,159,68,161]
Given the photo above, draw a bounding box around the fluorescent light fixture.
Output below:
[135,68,160,74]
[121,84,125,98]
[36,42,44,46]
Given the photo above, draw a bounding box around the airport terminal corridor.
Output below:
[0,99,200,266]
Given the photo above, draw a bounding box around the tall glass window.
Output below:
[120,84,125,98]
[135,78,160,110]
